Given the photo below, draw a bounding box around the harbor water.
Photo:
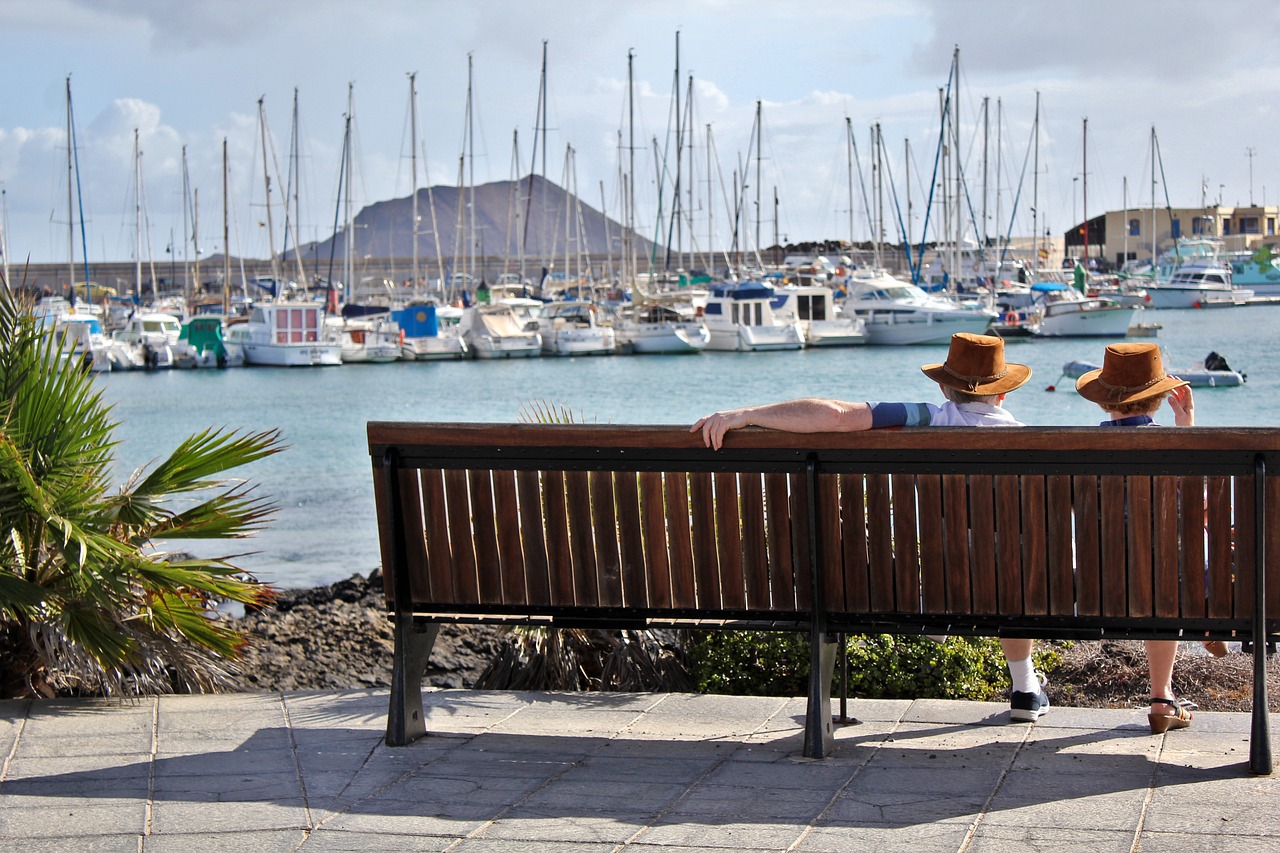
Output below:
[100,305,1280,589]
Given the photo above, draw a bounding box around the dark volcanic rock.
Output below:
[228,569,506,692]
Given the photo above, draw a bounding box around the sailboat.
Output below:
[610,47,710,355]
[232,96,342,367]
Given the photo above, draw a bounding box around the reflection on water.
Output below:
[98,305,1280,588]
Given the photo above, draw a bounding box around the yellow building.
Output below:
[1066,204,1279,269]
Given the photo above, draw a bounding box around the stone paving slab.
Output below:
[0,687,1274,851]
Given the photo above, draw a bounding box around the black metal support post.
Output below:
[803,456,836,758]
[1251,455,1272,774]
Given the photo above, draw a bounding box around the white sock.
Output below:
[1007,657,1039,694]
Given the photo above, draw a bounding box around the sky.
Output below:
[2,0,1279,268]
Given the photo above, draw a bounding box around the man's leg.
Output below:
[1003,638,1049,722]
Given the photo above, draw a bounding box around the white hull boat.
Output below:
[537,301,616,356]
[774,284,866,347]
[614,303,709,354]
[1144,259,1235,309]
[393,303,468,361]
[701,281,804,352]
[459,303,542,359]
[230,302,343,367]
[837,270,996,346]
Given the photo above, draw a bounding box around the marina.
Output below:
[98,303,1280,591]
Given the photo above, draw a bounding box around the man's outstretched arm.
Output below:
[691,398,873,449]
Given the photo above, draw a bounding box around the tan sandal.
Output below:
[1148,697,1193,734]
[1202,640,1229,658]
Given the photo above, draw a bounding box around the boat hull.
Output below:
[242,343,343,367]
[705,323,804,352]
[858,311,994,346]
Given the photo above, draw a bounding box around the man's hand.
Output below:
[691,409,751,450]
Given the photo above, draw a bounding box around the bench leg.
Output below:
[803,633,838,759]
[385,617,439,747]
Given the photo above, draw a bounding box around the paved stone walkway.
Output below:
[0,689,1275,851]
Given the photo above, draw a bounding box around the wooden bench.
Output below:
[368,422,1280,775]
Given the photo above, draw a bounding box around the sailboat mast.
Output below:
[466,54,476,282]
[181,145,192,302]
[134,129,143,303]
[288,88,307,285]
[257,97,280,286]
[1031,92,1040,269]
[627,50,636,288]
[754,100,762,261]
[409,71,420,292]
[344,83,354,300]
[845,117,854,249]
[222,138,230,317]
[1082,116,1089,265]
[66,77,76,297]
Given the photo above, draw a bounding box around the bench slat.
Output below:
[1269,476,1280,620]
[1072,475,1101,616]
[891,474,920,613]
[566,471,599,606]
[942,474,971,613]
[590,471,623,607]
[690,472,721,609]
[817,473,843,613]
[1233,474,1255,622]
[838,473,869,612]
[1152,477,1179,618]
[1179,475,1207,617]
[790,472,814,610]
[1127,476,1154,618]
[443,470,479,605]
[664,473,697,609]
[638,471,670,608]
[1020,475,1049,616]
[969,476,998,613]
[995,475,1021,615]
[1100,476,1127,618]
[542,471,575,606]
[516,470,551,606]
[714,472,746,610]
[866,473,893,611]
[765,473,797,611]
[917,475,945,613]
[1207,475,1234,618]
[491,469,526,605]
[1046,475,1075,615]
[468,470,503,603]
[615,471,648,610]
[741,473,771,611]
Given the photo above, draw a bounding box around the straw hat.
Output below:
[1075,342,1188,405]
[920,332,1031,395]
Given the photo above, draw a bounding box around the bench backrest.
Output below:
[368,422,1280,638]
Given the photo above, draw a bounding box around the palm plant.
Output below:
[0,282,283,697]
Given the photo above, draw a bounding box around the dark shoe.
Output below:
[1148,697,1193,734]
[1010,674,1050,722]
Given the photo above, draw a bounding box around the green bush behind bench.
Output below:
[687,632,1065,701]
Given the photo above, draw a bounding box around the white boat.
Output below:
[331,315,402,364]
[393,303,468,361]
[1144,258,1236,309]
[1227,247,1280,297]
[1006,280,1141,338]
[173,316,243,368]
[51,313,114,373]
[112,311,183,369]
[229,302,343,367]
[536,300,616,356]
[458,303,542,359]
[836,269,997,346]
[773,284,866,347]
[701,280,804,352]
[614,302,709,354]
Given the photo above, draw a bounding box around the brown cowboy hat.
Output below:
[920,332,1031,395]
[1075,342,1188,405]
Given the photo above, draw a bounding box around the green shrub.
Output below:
[686,631,1065,700]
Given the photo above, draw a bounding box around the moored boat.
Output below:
[836,269,996,346]
[228,302,343,367]
[613,301,709,354]
[701,280,804,352]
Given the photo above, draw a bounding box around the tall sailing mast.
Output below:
[257,97,281,287]
[408,71,420,292]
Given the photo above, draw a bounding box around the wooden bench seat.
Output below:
[368,422,1280,775]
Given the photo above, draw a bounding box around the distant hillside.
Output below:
[301,174,654,264]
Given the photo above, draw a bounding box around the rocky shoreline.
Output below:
[229,569,1279,712]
